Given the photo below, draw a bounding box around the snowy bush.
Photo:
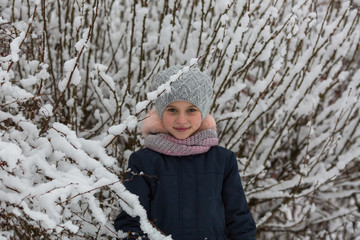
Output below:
[1,0,359,239]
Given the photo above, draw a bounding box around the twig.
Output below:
[7,5,38,72]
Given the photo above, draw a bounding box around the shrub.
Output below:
[0,0,359,239]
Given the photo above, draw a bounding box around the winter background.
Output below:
[0,0,360,239]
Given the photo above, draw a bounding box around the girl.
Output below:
[114,66,256,240]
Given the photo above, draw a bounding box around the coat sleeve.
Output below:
[222,152,256,240]
[114,152,151,239]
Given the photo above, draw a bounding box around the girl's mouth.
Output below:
[174,127,189,132]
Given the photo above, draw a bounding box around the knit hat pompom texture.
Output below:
[152,66,213,119]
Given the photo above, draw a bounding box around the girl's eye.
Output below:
[167,108,177,113]
[187,108,198,113]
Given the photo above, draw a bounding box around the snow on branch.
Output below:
[1,0,359,239]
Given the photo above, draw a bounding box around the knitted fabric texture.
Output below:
[144,129,218,156]
[152,66,213,119]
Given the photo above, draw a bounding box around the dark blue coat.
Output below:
[114,146,256,240]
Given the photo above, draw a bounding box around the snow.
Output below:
[0,142,22,170]
[137,7,149,19]
[21,201,57,229]
[99,70,115,89]
[108,123,127,135]
[62,221,79,233]
[58,58,81,91]
[189,58,198,66]
[20,75,39,88]
[1,0,359,239]
[74,16,83,29]
[40,104,54,117]
[109,115,138,135]
[75,38,87,52]
[0,16,7,24]
[10,31,26,62]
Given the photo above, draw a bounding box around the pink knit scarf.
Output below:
[144,129,218,156]
[141,109,218,156]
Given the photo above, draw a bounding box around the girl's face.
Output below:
[162,101,202,139]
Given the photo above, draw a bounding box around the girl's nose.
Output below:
[176,113,187,124]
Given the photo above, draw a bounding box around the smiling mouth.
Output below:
[174,127,189,132]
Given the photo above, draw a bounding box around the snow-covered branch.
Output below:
[1,0,359,239]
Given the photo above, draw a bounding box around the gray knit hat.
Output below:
[152,66,213,119]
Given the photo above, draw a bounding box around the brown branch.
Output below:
[7,5,38,72]
[39,0,100,135]
[60,179,122,204]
